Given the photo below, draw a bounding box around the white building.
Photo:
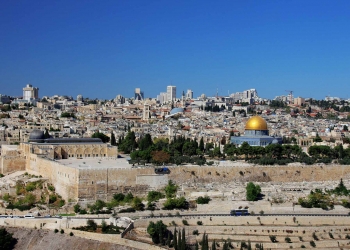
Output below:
[23,84,39,101]
[186,89,193,100]
[167,85,176,102]
[157,92,168,104]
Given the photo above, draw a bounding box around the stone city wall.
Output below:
[0,154,26,174]
[25,154,79,201]
[77,168,154,202]
[136,174,168,189]
[166,164,350,184]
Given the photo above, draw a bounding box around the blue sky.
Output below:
[1,0,350,100]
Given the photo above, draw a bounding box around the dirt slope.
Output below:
[6,227,138,250]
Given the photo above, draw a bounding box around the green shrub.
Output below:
[69,232,74,236]
[60,229,64,234]
[162,197,188,210]
[196,196,211,204]
[49,195,57,204]
[182,219,189,226]
[25,182,36,192]
[147,191,164,202]
[118,207,135,213]
[310,241,316,247]
[285,237,292,243]
[269,235,277,243]
[329,232,334,239]
[197,221,203,225]
[193,230,199,235]
[54,229,59,233]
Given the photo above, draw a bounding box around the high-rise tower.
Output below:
[23,84,39,101]
[167,85,176,102]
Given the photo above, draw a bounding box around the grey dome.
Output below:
[29,130,45,140]
[170,108,184,115]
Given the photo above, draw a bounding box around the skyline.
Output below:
[1,0,350,100]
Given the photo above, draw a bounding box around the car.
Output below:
[24,214,35,219]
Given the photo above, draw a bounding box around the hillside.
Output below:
[6,227,138,250]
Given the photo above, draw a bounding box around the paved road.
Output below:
[142,213,350,219]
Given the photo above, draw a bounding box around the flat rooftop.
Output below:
[55,157,132,170]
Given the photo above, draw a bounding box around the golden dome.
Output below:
[245,116,268,130]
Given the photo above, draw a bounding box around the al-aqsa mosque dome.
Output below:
[230,116,282,147]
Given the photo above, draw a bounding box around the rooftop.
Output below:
[55,157,132,170]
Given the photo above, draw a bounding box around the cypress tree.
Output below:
[223,241,229,250]
[247,240,252,250]
[173,228,177,250]
[110,131,116,146]
[201,233,206,250]
[211,240,216,250]
[166,232,171,248]
[181,228,186,250]
[199,137,204,152]
[195,242,199,250]
[177,229,181,250]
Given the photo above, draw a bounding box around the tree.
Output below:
[23,193,36,206]
[113,193,125,202]
[182,141,196,156]
[73,204,81,213]
[132,197,144,211]
[163,197,188,210]
[91,131,110,143]
[212,147,221,158]
[147,220,170,245]
[173,228,177,250]
[101,220,108,233]
[240,142,251,159]
[139,134,153,151]
[201,232,209,250]
[199,137,204,152]
[60,112,76,118]
[0,228,17,250]
[151,150,171,165]
[124,193,134,203]
[165,180,178,198]
[147,191,165,202]
[246,182,261,201]
[118,131,137,153]
[313,133,323,142]
[196,196,211,204]
[110,131,117,146]
[87,219,97,231]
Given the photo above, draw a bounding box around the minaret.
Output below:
[143,102,150,121]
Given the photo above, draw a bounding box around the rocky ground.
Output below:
[6,227,138,250]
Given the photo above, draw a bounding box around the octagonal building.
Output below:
[230,116,282,147]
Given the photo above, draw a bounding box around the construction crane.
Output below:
[285,90,293,104]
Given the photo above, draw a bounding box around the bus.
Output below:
[230,209,249,216]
